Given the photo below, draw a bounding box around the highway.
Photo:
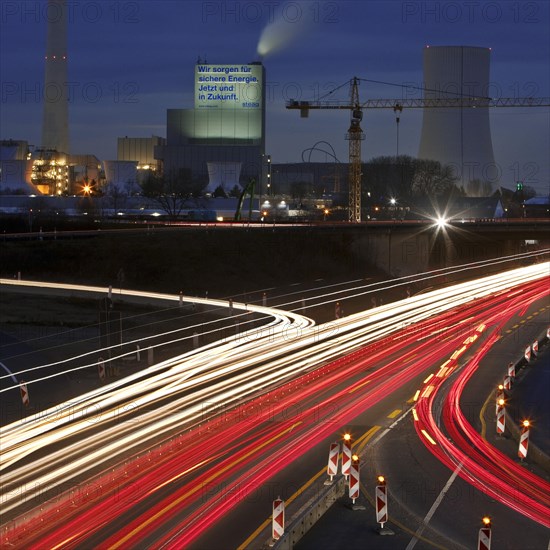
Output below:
[0,261,549,548]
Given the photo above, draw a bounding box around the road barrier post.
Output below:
[518,420,530,461]
[507,361,515,382]
[98,357,106,381]
[272,497,285,541]
[20,380,29,407]
[341,434,352,479]
[349,455,360,504]
[477,517,492,550]
[496,398,505,436]
[325,442,339,484]
[495,384,504,415]
[376,475,388,528]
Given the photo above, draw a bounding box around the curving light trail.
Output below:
[0,262,548,547]
[413,280,550,527]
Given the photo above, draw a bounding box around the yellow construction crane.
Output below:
[287,78,550,223]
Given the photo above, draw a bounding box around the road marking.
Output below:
[479,387,495,440]
[355,425,381,455]
[0,361,18,384]
[387,409,401,419]
[405,463,464,550]
[420,429,437,445]
[368,407,412,448]
[349,379,371,393]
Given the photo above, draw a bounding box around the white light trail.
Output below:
[0,262,548,519]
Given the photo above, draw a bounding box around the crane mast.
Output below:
[345,77,365,223]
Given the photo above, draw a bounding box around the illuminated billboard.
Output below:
[195,64,263,110]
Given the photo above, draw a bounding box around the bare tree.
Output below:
[412,160,459,197]
[141,169,206,219]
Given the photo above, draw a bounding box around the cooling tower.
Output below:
[418,46,497,191]
[206,162,242,193]
[42,0,69,154]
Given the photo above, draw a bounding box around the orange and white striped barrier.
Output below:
[503,375,511,391]
[349,456,360,504]
[507,362,515,379]
[532,340,538,356]
[524,345,531,362]
[272,498,285,540]
[495,384,504,415]
[518,420,530,460]
[20,380,29,407]
[98,357,106,381]
[477,517,492,550]
[326,442,340,482]
[496,399,505,435]
[341,436,352,478]
[547,327,550,339]
[375,476,388,527]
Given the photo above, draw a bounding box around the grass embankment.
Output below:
[0,227,368,299]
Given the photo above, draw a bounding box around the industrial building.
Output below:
[155,61,266,193]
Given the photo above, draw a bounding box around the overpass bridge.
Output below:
[328,218,549,277]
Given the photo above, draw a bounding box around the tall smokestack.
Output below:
[42,0,69,154]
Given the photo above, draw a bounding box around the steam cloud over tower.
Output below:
[418,46,497,191]
[42,0,69,154]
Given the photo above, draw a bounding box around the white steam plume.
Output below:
[257,2,312,57]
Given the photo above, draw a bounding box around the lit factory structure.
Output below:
[418,46,498,190]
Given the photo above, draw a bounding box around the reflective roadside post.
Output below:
[325,442,340,484]
[518,420,530,461]
[477,516,492,550]
[376,475,393,535]
[496,398,505,437]
[271,497,284,542]
[341,433,352,479]
[349,454,360,505]
[495,384,504,414]
[507,361,515,382]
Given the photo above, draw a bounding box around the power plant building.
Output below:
[418,46,498,191]
[118,136,166,173]
[156,62,266,191]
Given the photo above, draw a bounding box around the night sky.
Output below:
[1,1,549,193]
